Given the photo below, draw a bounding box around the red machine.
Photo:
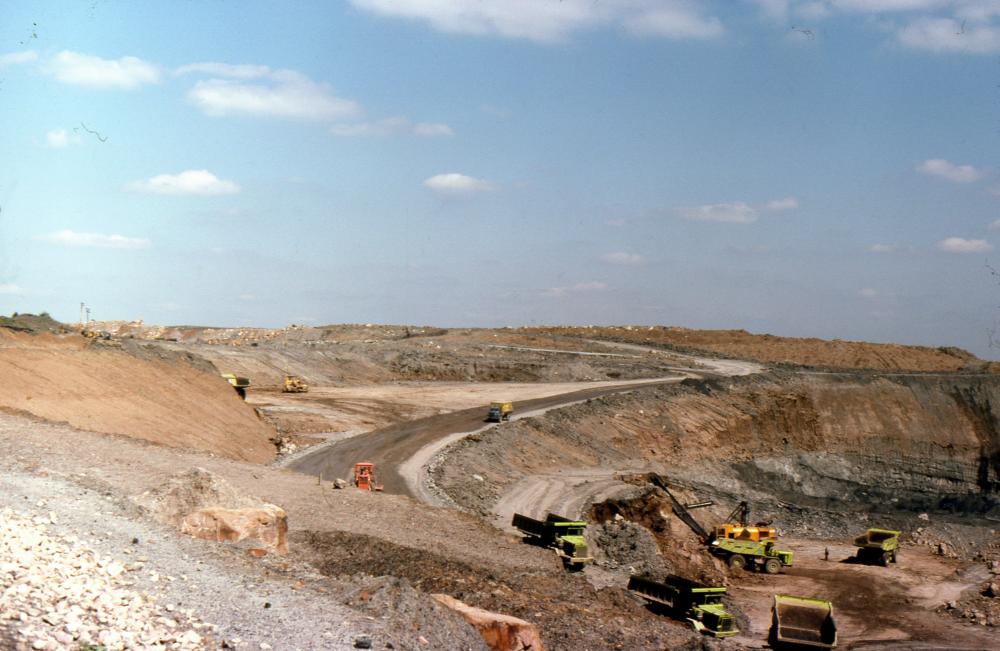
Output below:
[353,462,384,491]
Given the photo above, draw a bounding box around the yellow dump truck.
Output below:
[487,401,513,422]
[221,373,250,399]
[770,594,837,649]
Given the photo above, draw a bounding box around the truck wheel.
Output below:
[764,558,781,574]
[728,555,746,571]
[880,551,892,567]
[892,551,898,564]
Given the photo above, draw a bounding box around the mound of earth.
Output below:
[521,325,994,372]
[0,329,275,462]
[0,312,69,334]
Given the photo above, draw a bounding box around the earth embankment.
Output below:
[0,330,275,462]
[435,371,1000,522]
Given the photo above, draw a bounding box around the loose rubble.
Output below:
[0,507,212,650]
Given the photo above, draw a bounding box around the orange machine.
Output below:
[353,462,384,491]
[713,501,776,542]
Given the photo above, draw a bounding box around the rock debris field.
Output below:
[0,507,208,650]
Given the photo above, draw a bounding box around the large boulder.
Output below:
[132,467,288,554]
[431,594,545,651]
[180,505,288,554]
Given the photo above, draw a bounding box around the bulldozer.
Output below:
[353,462,384,492]
[283,375,309,393]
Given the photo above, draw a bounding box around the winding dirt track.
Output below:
[289,379,684,495]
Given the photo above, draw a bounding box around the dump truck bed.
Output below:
[771,595,837,649]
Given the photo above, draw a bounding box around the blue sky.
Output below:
[2,1,1000,356]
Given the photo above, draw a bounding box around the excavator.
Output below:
[713,501,776,542]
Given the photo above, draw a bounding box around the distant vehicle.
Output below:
[221,373,250,399]
[853,528,900,566]
[711,538,793,574]
[487,401,513,422]
[283,375,309,393]
[770,594,837,649]
[511,512,591,569]
[627,574,739,638]
[353,462,384,491]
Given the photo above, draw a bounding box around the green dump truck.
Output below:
[511,512,592,569]
[770,594,837,649]
[627,574,739,638]
[711,537,793,573]
[853,528,900,566]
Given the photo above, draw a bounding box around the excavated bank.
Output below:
[434,371,1000,528]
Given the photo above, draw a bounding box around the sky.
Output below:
[1,1,1000,356]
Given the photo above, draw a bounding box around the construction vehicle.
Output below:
[627,574,739,638]
[713,501,777,542]
[487,401,514,422]
[711,537,793,573]
[511,512,592,569]
[221,373,251,399]
[283,375,309,393]
[853,528,900,566]
[353,462,384,491]
[770,594,837,649]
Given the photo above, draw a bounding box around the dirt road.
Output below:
[290,379,684,495]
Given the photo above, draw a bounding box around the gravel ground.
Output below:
[0,470,379,650]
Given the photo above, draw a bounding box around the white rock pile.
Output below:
[0,508,211,650]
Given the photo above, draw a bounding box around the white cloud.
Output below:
[989,219,1000,230]
[869,243,900,253]
[0,283,24,295]
[0,50,37,67]
[750,0,791,22]
[898,17,1000,53]
[187,70,360,121]
[238,293,256,301]
[681,202,759,223]
[544,281,609,297]
[938,236,994,253]
[423,173,494,195]
[917,158,985,183]
[795,2,832,21]
[46,50,160,89]
[606,218,627,227]
[126,170,241,196]
[601,251,645,265]
[350,0,723,43]
[859,287,879,298]
[765,196,800,210]
[413,122,454,137]
[45,129,81,148]
[330,117,453,137]
[174,62,272,79]
[624,5,724,38]
[37,230,150,250]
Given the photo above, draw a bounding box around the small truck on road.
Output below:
[487,401,513,422]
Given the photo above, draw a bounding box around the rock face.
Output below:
[133,467,288,553]
[431,594,545,651]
